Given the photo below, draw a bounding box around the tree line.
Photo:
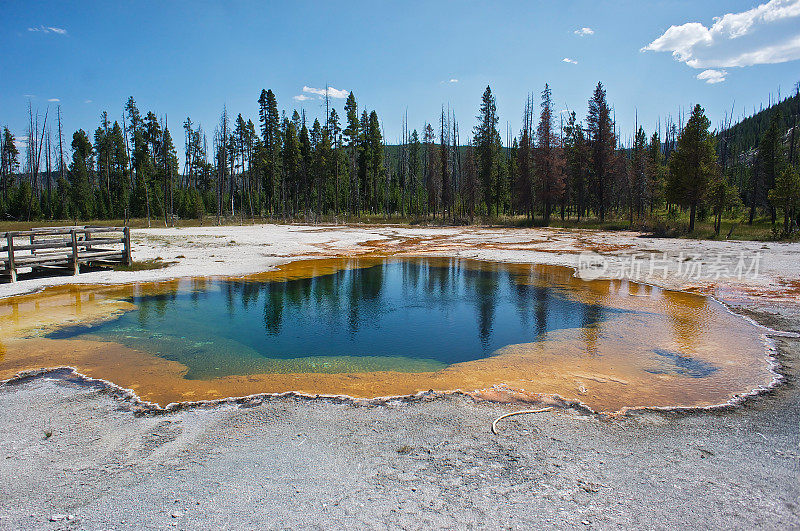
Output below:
[1,82,798,235]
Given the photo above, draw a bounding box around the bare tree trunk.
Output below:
[45,129,52,217]
[121,110,131,225]
[163,118,168,228]
[26,103,48,220]
[145,177,151,227]
[105,119,111,216]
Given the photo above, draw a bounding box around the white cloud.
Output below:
[84,99,92,104]
[293,94,313,102]
[14,136,28,151]
[574,27,594,37]
[23,94,35,99]
[302,86,349,99]
[642,0,800,68]
[47,98,60,102]
[562,57,578,64]
[28,25,68,35]
[448,78,458,83]
[696,69,728,84]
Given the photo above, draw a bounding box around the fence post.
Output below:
[123,227,132,266]
[84,227,93,267]
[5,233,16,282]
[70,229,80,275]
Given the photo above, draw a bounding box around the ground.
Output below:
[1,224,799,529]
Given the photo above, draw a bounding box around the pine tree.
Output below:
[535,84,564,224]
[514,94,534,218]
[439,108,450,218]
[667,104,717,232]
[408,129,421,216]
[343,92,359,215]
[563,111,589,220]
[474,86,500,216]
[141,111,165,220]
[587,82,615,221]
[462,141,478,221]
[299,122,312,215]
[768,166,800,235]
[213,106,230,222]
[1,127,20,206]
[758,110,787,224]
[126,97,154,222]
[646,131,665,213]
[422,123,437,217]
[357,110,370,213]
[258,89,281,214]
[68,129,94,219]
[367,110,383,214]
[709,173,742,236]
[629,126,648,222]
[310,118,330,216]
[282,118,300,217]
[109,121,130,218]
[94,112,112,216]
[161,125,178,224]
[327,108,342,213]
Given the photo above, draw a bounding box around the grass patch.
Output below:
[113,258,175,272]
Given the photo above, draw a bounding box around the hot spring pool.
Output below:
[0,257,778,412]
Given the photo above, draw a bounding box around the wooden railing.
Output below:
[1,226,131,282]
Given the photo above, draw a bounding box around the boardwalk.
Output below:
[1,226,131,282]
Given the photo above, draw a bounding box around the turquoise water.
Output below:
[48,258,621,378]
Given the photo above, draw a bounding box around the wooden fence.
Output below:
[1,226,131,282]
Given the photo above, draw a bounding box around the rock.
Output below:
[49,514,69,522]
[171,511,184,518]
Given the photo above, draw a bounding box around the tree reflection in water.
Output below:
[48,258,617,376]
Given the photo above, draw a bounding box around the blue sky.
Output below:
[2,0,800,162]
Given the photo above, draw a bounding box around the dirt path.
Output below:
[1,224,799,528]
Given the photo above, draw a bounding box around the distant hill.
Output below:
[723,91,800,156]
